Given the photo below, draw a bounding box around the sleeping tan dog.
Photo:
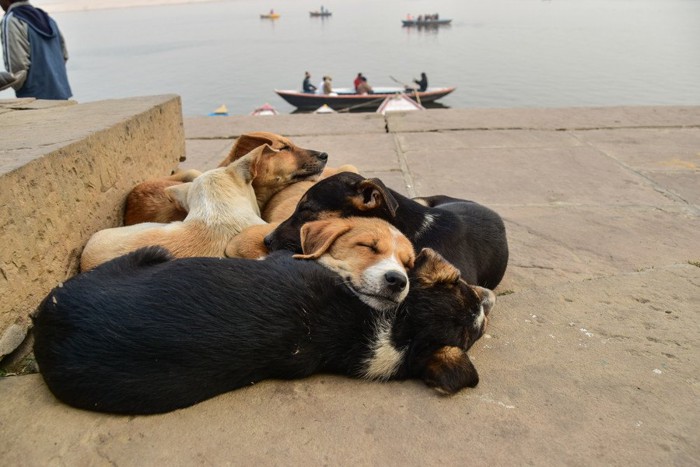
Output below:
[224,222,278,260]
[123,132,328,225]
[262,164,359,223]
[293,217,416,311]
[226,216,416,311]
[123,169,201,225]
[80,146,271,271]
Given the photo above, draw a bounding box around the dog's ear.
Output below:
[413,248,461,287]
[218,133,277,167]
[164,182,191,212]
[293,219,352,260]
[228,144,278,183]
[251,144,279,179]
[422,346,479,394]
[352,178,399,217]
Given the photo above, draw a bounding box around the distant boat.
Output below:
[377,93,425,115]
[260,12,280,19]
[310,10,332,17]
[208,104,229,116]
[275,86,455,111]
[250,103,279,116]
[402,18,452,27]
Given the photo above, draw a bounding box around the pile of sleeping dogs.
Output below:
[33,132,509,415]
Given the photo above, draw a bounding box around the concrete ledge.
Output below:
[0,95,185,359]
[387,105,700,133]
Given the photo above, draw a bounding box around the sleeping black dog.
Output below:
[264,172,509,289]
[33,246,495,415]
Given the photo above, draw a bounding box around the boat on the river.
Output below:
[250,103,279,116]
[309,10,332,17]
[402,18,452,27]
[260,12,280,19]
[208,104,229,116]
[275,86,455,111]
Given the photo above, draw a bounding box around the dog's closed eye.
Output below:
[356,242,379,254]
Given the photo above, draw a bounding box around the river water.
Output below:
[2,0,699,116]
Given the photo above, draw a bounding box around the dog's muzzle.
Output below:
[384,270,408,293]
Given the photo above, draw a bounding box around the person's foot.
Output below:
[0,71,17,92]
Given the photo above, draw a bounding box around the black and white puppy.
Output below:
[33,246,494,415]
[264,172,509,289]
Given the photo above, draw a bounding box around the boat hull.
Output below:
[402,19,452,27]
[275,87,455,111]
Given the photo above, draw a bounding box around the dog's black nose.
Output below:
[317,152,328,162]
[263,234,273,249]
[384,271,407,292]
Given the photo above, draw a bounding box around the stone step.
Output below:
[0,95,185,360]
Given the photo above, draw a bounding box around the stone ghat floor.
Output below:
[2,106,699,465]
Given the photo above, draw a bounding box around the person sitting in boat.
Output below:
[356,76,373,95]
[322,75,333,95]
[353,72,363,91]
[412,72,428,92]
[302,71,317,93]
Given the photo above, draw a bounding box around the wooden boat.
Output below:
[250,103,279,116]
[402,19,452,27]
[309,11,332,17]
[376,94,425,115]
[260,13,280,19]
[275,87,455,111]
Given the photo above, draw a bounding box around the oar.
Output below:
[390,75,421,105]
[389,75,410,88]
[337,96,388,113]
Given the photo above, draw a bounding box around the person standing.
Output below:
[1,0,72,99]
[0,68,15,90]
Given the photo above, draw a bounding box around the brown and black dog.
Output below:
[262,164,359,223]
[264,172,509,290]
[123,131,328,225]
[34,244,493,414]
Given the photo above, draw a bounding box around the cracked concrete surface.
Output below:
[1,105,699,465]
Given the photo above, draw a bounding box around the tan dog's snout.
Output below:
[384,270,408,293]
[313,151,329,163]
